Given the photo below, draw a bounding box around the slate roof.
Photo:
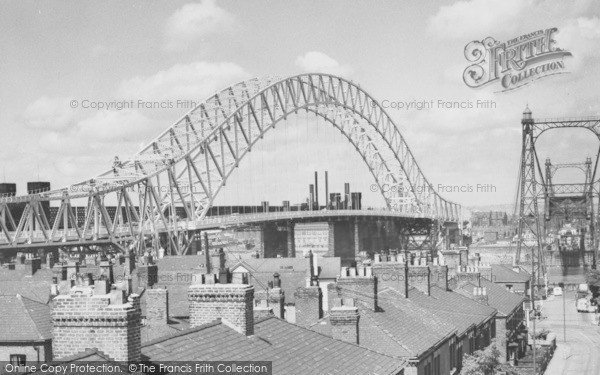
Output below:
[456,279,525,317]
[490,264,531,283]
[55,348,116,362]
[44,349,144,375]
[0,268,54,304]
[392,286,497,337]
[0,294,52,342]
[142,317,406,375]
[312,291,457,359]
[366,293,457,358]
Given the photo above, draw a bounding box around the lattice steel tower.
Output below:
[515,107,600,281]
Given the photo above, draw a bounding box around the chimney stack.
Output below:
[204,232,211,273]
[294,285,322,327]
[459,248,469,266]
[254,273,285,319]
[325,171,329,208]
[332,265,377,311]
[23,257,41,276]
[307,250,317,286]
[473,286,489,305]
[146,287,169,328]
[314,171,319,209]
[52,286,141,362]
[46,253,55,269]
[137,263,158,289]
[330,298,360,344]
[188,270,254,336]
[344,183,350,209]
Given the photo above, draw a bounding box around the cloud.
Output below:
[295,51,353,77]
[118,61,250,102]
[428,0,531,40]
[428,0,594,40]
[22,96,76,130]
[165,0,234,51]
[77,109,159,142]
[555,17,600,72]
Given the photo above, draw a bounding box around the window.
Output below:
[10,355,26,366]
[434,355,440,375]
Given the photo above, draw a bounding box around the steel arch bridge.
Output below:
[0,74,461,254]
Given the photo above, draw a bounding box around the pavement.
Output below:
[538,292,600,374]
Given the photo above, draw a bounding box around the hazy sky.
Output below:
[1,0,599,209]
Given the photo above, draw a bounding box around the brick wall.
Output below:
[52,289,141,362]
[0,341,52,363]
[188,283,254,336]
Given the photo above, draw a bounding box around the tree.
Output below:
[461,339,518,375]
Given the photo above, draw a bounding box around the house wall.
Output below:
[0,341,52,363]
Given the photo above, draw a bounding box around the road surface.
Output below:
[539,291,600,374]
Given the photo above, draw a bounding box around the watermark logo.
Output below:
[463,28,572,92]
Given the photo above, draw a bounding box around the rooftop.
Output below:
[311,290,457,359]
[490,264,531,283]
[142,317,406,375]
[390,286,497,337]
[456,279,525,317]
[0,294,52,342]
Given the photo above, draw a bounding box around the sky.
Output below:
[1,0,599,211]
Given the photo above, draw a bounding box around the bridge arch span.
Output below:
[0,74,460,251]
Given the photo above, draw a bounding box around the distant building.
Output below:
[294,222,330,257]
[471,211,509,227]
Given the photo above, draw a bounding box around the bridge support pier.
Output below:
[286,222,295,258]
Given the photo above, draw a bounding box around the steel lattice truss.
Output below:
[0,74,460,253]
[516,110,600,277]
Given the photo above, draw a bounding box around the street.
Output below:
[539,291,600,374]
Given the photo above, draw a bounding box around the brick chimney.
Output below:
[66,261,80,282]
[454,266,481,289]
[146,287,168,328]
[331,265,377,311]
[52,285,141,362]
[459,248,469,266]
[46,253,55,269]
[100,261,114,284]
[307,250,317,286]
[23,257,41,276]
[294,285,322,327]
[210,248,227,272]
[124,251,135,276]
[473,286,489,305]
[429,265,449,291]
[254,273,285,319]
[330,298,359,344]
[408,266,431,295]
[188,270,254,336]
[137,264,158,289]
[372,255,408,297]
